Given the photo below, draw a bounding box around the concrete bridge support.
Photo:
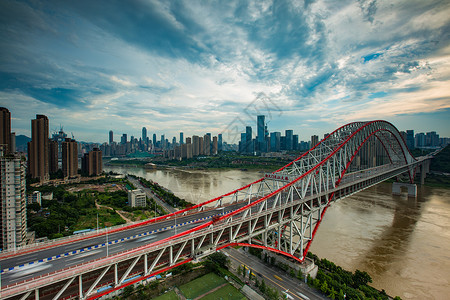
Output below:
[420,159,430,185]
[392,182,417,197]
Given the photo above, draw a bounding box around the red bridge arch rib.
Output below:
[209,120,418,262]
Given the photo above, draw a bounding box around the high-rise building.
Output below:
[192,135,200,156]
[270,132,281,152]
[109,130,113,144]
[62,138,78,178]
[406,130,415,150]
[82,148,102,176]
[153,134,157,147]
[142,127,147,142]
[49,140,59,174]
[204,134,211,155]
[121,134,127,144]
[0,107,12,154]
[218,134,222,151]
[257,115,266,152]
[212,136,218,155]
[199,136,204,155]
[180,132,184,145]
[285,130,293,151]
[51,126,67,159]
[1,151,27,250]
[246,126,253,153]
[311,135,319,149]
[10,132,16,153]
[28,114,49,183]
[239,133,246,153]
[415,133,425,148]
[293,134,299,151]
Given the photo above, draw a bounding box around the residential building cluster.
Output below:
[25,114,103,184]
[101,128,231,161]
[400,130,449,150]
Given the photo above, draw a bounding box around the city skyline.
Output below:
[1,1,449,142]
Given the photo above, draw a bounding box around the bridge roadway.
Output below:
[1,205,239,286]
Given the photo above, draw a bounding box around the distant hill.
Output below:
[430,145,450,173]
[15,134,31,152]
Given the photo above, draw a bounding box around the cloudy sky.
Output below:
[1,0,449,143]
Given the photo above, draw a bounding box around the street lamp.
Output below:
[106,226,109,257]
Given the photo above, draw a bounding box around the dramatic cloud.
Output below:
[0,0,449,142]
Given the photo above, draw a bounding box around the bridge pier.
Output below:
[262,250,318,280]
[420,159,430,185]
[392,182,417,197]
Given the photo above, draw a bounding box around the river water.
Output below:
[104,166,450,299]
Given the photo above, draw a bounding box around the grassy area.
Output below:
[74,208,125,230]
[152,290,179,300]
[200,284,246,300]
[179,273,226,299]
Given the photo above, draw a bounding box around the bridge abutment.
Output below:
[392,182,417,197]
[262,250,318,280]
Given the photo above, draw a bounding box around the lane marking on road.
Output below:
[227,252,303,300]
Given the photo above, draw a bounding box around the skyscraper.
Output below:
[293,135,299,151]
[192,135,199,156]
[28,114,49,183]
[121,134,127,144]
[204,134,211,155]
[218,133,222,151]
[49,140,59,174]
[142,127,147,142]
[311,135,319,149]
[257,115,266,152]
[239,133,246,153]
[1,151,27,250]
[180,132,184,145]
[153,133,157,147]
[285,130,293,151]
[0,107,11,154]
[406,130,415,150]
[246,126,253,153]
[82,148,102,176]
[270,132,281,152]
[212,136,218,155]
[109,130,113,144]
[62,138,78,178]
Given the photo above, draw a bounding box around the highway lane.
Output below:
[1,202,250,286]
[1,224,194,285]
[127,176,176,214]
[223,247,326,300]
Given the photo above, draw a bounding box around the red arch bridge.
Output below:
[0,120,432,300]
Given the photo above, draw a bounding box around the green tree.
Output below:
[122,285,134,297]
[259,279,266,293]
[290,269,296,277]
[297,269,303,280]
[338,289,345,300]
[353,269,372,287]
[321,280,329,294]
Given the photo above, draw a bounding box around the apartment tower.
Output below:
[28,114,49,183]
[62,138,78,178]
[0,107,12,154]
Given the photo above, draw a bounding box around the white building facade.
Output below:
[128,189,147,208]
[1,153,27,251]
